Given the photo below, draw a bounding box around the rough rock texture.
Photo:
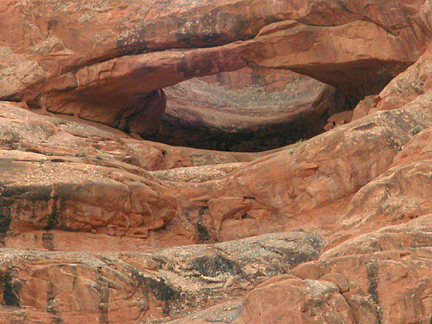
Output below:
[2,0,432,323]
[2,0,431,146]
[169,103,432,242]
[239,249,432,324]
[0,102,267,252]
[0,230,324,323]
[372,43,432,114]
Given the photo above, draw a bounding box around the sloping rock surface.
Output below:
[1,0,432,323]
[0,230,324,323]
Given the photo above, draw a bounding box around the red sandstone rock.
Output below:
[322,213,432,259]
[239,214,432,324]
[240,278,360,324]
[172,103,432,242]
[1,0,432,323]
[0,101,258,171]
[324,110,353,131]
[0,102,266,252]
[3,68,432,324]
[240,249,432,324]
[372,43,432,114]
[0,230,324,323]
[1,0,430,138]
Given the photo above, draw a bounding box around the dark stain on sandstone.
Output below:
[2,268,21,307]
[192,255,239,278]
[367,261,383,324]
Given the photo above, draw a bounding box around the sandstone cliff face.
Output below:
[1,0,432,323]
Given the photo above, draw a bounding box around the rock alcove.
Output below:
[145,66,354,152]
[21,64,355,152]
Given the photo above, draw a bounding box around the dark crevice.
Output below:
[43,198,60,231]
[42,232,55,251]
[3,268,21,307]
[0,207,12,246]
[141,81,358,152]
[197,208,211,242]
[143,109,358,152]
[46,282,57,314]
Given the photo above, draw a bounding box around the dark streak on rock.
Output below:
[0,206,12,245]
[352,122,377,131]
[129,268,178,315]
[148,277,178,303]
[42,232,55,251]
[367,261,383,324]
[3,268,21,307]
[44,198,60,231]
[197,208,211,242]
[96,278,110,324]
[192,255,239,278]
[46,281,57,314]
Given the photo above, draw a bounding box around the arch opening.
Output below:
[143,66,355,152]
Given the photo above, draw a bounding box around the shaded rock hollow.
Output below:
[150,67,351,151]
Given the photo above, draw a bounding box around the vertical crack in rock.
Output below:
[43,197,60,231]
[197,208,211,242]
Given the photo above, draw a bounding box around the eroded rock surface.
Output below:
[2,96,432,322]
[2,0,431,147]
[2,0,432,323]
[0,230,324,323]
